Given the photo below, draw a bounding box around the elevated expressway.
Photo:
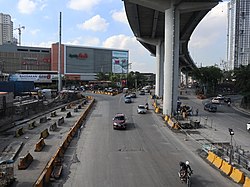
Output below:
[123,0,221,115]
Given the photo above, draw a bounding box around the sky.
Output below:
[0,0,230,73]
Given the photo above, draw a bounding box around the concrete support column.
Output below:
[159,42,164,98]
[173,8,180,113]
[155,41,164,97]
[185,71,189,86]
[163,5,174,115]
[163,3,180,115]
[155,43,161,96]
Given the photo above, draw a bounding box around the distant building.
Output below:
[51,43,129,81]
[0,13,15,45]
[227,0,250,70]
[0,44,51,75]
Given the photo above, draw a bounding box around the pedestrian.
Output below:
[196,108,199,116]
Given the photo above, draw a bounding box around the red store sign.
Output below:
[69,53,88,60]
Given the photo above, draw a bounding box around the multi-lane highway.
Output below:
[62,92,240,187]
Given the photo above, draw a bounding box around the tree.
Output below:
[96,72,108,81]
[234,64,250,94]
[191,66,223,95]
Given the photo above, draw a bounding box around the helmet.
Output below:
[185,161,190,165]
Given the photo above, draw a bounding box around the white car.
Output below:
[211,97,220,104]
[247,121,250,131]
[137,105,147,114]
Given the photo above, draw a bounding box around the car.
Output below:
[216,94,225,100]
[113,113,126,129]
[247,121,250,132]
[224,97,231,103]
[204,103,217,112]
[137,105,147,114]
[211,97,220,104]
[124,96,132,103]
[143,88,150,93]
[130,92,137,98]
[139,90,145,95]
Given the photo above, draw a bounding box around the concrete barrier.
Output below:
[18,152,33,170]
[60,106,66,112]
[40,116,47,123]
[243,176,250,187]
[66,112,72,118]
[35,138,45,152]
[40,129,49,139]
[50,111,57,117]
[220,160,233,175]
[49,122,57,131]
[212,156,223,169]
[15,127,24,137]
[155,107,160,113]
[28,121,36,130]
[164,115,169,121]
[34,98,95,187]
[207,151,216,163]
[229,167,245,184]
[74,108,78,112]
[58,117,64,126]
[66,104,71,109]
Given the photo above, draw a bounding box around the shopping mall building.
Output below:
[0,43,129,83]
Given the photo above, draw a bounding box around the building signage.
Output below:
[112,51,128,74]
[9,74,55,83]
[69,53,88,60]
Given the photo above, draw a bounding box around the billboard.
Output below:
[9,74,57,83]
[112,51,128,74]
[64,45,128,75]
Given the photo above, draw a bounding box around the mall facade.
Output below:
[0,43,129,82]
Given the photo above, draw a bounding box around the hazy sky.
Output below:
[0,0,229,73]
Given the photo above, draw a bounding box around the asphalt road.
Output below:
[62,92,239,187]
[180,90,250,153]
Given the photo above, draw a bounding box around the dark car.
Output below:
[224,97,231,103]
[204,103,217,112]
[113,113,126,130]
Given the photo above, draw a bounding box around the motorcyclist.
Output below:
[179,161,193,181]
[145,103,149,110]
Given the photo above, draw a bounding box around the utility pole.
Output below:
[58,12,62,92]
[14,25,25,46]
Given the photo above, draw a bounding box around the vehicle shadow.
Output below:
[125,123,136,130]
[188,174,215,186]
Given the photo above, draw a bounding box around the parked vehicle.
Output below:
[113,113,126,130]
[216,94,224,100]
[224,97,231,103]
[137,105,147,114]
[211,97,220,104]
[204,103,217,112]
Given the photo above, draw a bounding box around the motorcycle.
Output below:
[178,169,193,187]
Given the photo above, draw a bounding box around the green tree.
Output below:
[96,72,109,81]
[191,66,223,95]
[234,64,250,94]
